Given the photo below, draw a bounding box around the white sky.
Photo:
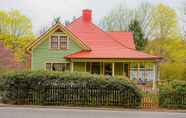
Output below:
[0,0,185,34]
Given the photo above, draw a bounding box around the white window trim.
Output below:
[45,62,70,72]
[49,34,69,50]
[130,63,156,81]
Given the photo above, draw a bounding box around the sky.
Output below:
[0,0,185,34]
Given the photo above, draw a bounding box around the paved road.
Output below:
[0,107,185,118]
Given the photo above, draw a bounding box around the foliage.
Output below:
[129,20,146,50]
[0,9,35,65]
[146,38,186,81]
[159,80,186,109]
[160,62,186,81]
[146,38,186,62]
[150,4,178,39]
[0,71,142,108]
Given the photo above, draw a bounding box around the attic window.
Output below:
[51,36,58,49]
[59,36,68,49]
[50,34,68,49]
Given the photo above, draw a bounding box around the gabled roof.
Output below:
[26,23,91,52]
[65,15,160,60]
[27,9,160,60]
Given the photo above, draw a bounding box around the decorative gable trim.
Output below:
[26,23,91,53]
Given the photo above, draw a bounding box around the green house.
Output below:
[26,9,161,83]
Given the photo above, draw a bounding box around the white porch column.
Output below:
[70,62,74,72]
[112,62,115,76]
[152,63,159,91]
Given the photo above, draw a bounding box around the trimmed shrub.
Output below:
[0,71,142,108]
[159,80,186,109]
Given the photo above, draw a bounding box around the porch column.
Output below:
[153,63,159,91]
[100,62,102,75]
[103,62,105,75]
[137,63,140,80]
[70,62,74,72]
[112,62,115,76]
[85,62,87,72]
[90,62,92,74]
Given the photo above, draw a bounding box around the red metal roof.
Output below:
[107,32,135,49]
[65,11,160,60]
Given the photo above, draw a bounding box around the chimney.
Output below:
[82,9,92,22]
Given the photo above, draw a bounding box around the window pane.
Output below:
[51,36,58,49]
[139,64,145,81]
[59,36,67,49]
[50,63,70,72]
[146,64,155,81]
[130,64,138,80]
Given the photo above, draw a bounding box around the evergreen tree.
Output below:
[129,20,146,50]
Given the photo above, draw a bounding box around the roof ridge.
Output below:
[66,17,81,27]
[90,23,135,50]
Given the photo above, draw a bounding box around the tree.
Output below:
[99,4,135,32]
[134,2,153,40]
[129,20,146,50]
[52,16,61,25]
[150,4,178,40]
[179,1,186,39]
[160,62,186,81]
[99,2,153,40]
[0,10,35,65]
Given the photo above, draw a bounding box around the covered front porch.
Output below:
[70,59,160,82]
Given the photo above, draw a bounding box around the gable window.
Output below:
[59,36,68,49]
[51,36,58,49]
[50,34,68,49]
[46,63,70,72]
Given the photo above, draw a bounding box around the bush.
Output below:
[159,80,186,109]
[0,71,142,108]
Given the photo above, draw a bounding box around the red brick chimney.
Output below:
[82,9,92,22]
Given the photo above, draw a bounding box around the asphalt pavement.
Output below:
[0,107,185,118]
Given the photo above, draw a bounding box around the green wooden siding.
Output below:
[32,36,81,70]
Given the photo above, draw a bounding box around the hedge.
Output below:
[0,71,142,108]
[159,80,186,109]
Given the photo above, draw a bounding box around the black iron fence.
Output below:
[159,93,186,109]
[14,85,141,108]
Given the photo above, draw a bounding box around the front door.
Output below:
[104,63,112,76]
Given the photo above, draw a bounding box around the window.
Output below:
[46,63,70,72]
[130,64,138,80]
[59,36,68,49]
[51,36,58,49]
[50,35,68,49]
[145,64,155,81]
[130,63,155,81]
